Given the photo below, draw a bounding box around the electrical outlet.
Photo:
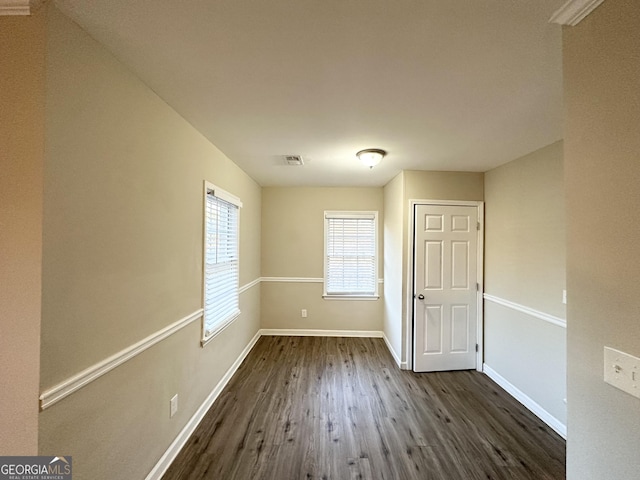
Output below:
[604,347,640,399]
[562,289,567,304]
[170,394,178,418]
[301,309,308,318]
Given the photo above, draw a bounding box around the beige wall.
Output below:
[382,173,404,364]
[0,9,47,455]
[485,142,565,316]
[484,141,566,426]
[261,187,383,331]
[404,170,485,202]
[39,7,261,479]
[564,1,640,478]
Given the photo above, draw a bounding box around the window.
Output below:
[202,182,242,345]
[324,211,378,299]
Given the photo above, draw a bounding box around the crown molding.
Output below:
[0,0,45,15]
[550,0,606,26]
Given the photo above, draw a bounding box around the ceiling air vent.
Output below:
[283,155,304,166]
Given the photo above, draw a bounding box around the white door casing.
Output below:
[413,204,481,372]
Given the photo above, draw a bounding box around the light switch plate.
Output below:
[604,347,640,399]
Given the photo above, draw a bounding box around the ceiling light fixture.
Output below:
[356,149,386,169]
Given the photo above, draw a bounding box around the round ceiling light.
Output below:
[356,149,386,169]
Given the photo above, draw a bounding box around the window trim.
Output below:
[323,210,379,300]
[201,181,243,346]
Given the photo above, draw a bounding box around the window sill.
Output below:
[322,295,379,301]
[201,311,240,347]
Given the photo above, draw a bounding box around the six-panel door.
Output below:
[413,204,479,372]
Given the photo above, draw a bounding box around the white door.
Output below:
[413,204,479,372]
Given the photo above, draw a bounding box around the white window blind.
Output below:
[203,182,242,344]
[324,212,378,297]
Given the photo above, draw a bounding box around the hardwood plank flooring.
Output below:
[162,336,565,480]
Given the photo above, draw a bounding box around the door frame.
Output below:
[405,199,484,372]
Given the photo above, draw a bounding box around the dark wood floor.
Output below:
[163,336,565,480]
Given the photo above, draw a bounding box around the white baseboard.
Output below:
[145,330,262,480]
[483,363,567,439]
[260,328,383,338]
[382,333,407,369]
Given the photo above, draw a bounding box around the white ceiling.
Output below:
[55,0,565,187]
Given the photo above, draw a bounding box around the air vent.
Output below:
[283,155,304,166]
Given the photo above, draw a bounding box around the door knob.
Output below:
[417,294,425,300]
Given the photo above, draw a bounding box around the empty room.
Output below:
[2,1,639,479]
